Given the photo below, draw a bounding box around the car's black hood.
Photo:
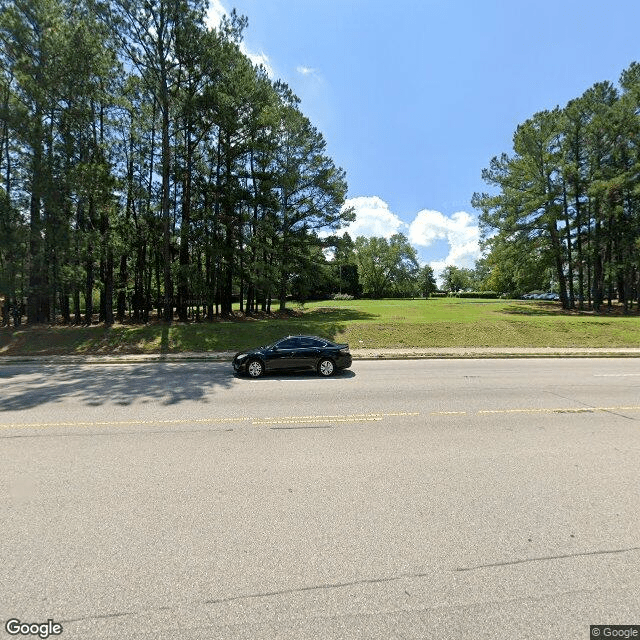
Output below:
[233,346,268,359]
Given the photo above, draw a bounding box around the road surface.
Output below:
[1,358,639,639]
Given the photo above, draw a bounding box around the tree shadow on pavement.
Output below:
[0,362,234,412]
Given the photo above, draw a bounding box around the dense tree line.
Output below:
[0,0,353,324]
[320,232,437,300]
[473,63,640,311]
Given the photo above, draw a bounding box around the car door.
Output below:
[267,337,301,371]
[297,337,326,370]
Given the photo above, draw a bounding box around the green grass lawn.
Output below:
[302,298,640,349]
[1,298,639,356]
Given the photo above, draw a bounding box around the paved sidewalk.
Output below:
[1,346,640,365]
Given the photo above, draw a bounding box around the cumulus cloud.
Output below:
[409,209,481,272]
[296,66,323,82]
[334,197,481,276]
[244,50,273,76]
[205,0,274,77]
[337,196,407,239]
[206,0,227,28]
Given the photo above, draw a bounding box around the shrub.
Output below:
[332,293,354,300]
[453,291,499,299]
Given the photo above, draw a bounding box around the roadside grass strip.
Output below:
[3,298,640,357]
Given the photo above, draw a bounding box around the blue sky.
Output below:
[208,1,640,280]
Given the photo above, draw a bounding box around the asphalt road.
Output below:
[1,358,639,640]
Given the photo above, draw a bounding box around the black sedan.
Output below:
[232,335,352,378]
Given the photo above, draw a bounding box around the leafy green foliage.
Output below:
[354,233,419,298]
[0,0,354,323]
[418,264,437,297]
[474,65,640,312]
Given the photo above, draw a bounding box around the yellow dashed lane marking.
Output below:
[0,417,248,430]
[1,407,638,431]
[432,411,468,415]
[0,412,420,430]
[432,406,640,416]
[477,406,640,415]
[254,412,418,426]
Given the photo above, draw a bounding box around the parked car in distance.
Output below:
[233,335,352,378]
[521,292,560,301]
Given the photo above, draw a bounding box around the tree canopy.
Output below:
[0,0,353,323]
[354,233,419,298]
[473,63,640,310]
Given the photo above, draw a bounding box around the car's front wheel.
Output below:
[247,359,264,378]
[317,358,335,377]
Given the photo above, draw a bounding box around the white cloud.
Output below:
[338,196,407,239]
[409,208,481,273]
[332,197,481,286]
[335,198,481,277]
[205,0,274,77]
[429,259,448,275]
[245,50,273,76]
[296,65,315,75]
[409,209,477,248]
[206,0,227,28]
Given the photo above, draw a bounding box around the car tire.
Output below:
[317,358,335,377]
[247,358,264,378]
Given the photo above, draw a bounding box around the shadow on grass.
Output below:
[0,361,234,412]
[0,307,379,357]
[501,303,574,317]
[160,323,169,354]
[170,307,378,352]
[0,325,163,356]
[500,302,638,318]
[301,307,379,321]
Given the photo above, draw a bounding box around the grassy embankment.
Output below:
[0,298,639,356]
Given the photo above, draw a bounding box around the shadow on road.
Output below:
[0,362,234,411]
[233,369,356,382]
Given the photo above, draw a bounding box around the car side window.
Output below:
[276,338,300,349]
[300,338,325,348]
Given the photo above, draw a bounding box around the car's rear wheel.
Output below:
[317,358,335,377]
[247,359,264,378]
